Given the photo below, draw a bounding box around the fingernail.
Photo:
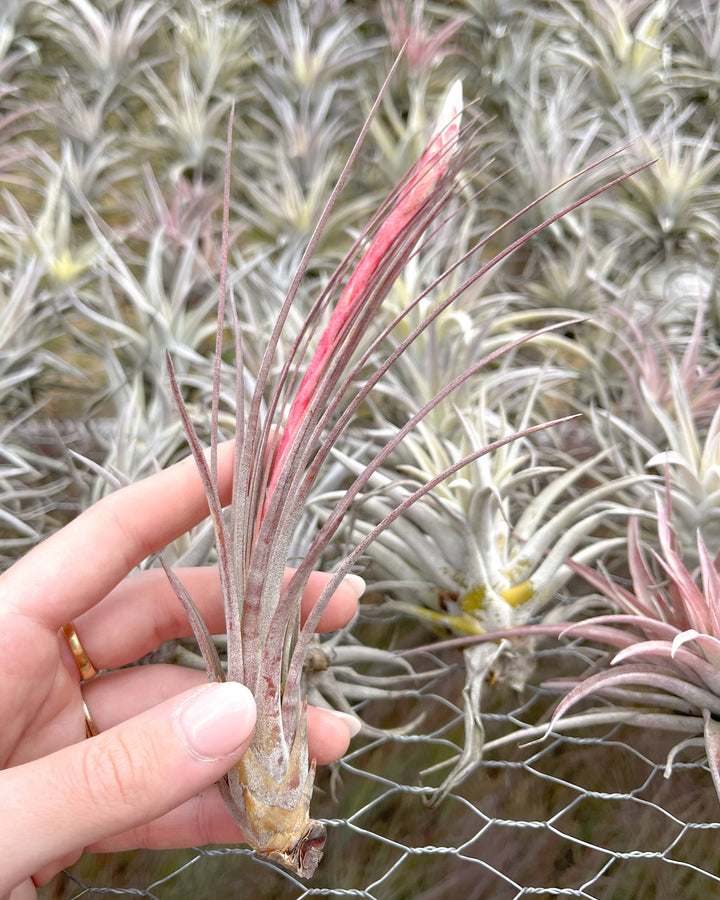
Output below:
[342,573,366,599]
[326,709,363,738]
[176,682,256,761]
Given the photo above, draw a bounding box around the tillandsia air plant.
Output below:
[540,490,720,804]
[161,66,650,878]
[420,483,720,805]
[319,388,649,796]
[589,302,720,560]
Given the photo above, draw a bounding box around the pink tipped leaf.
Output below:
[626,515,674,621]
[264,81,464,507]
[549,663,720,729]
[672,628,720,669]
[653,501,711,633]
[611,640,720,693]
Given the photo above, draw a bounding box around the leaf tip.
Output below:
[429,79,463,156]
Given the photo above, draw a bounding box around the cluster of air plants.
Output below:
[424,486,720,803]
[4,0,720,893]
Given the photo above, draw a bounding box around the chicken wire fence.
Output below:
[50,634,720,900]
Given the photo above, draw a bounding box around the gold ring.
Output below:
[61,621,98,681]
[82,695,100,738]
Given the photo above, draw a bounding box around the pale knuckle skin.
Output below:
[78,731,163,817]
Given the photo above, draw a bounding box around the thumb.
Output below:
[0,681,255,895]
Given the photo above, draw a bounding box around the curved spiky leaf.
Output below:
[550,663,720,727]
[672,628,720,668]
[611,640,720,694]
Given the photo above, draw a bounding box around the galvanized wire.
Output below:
[52,641,720,900]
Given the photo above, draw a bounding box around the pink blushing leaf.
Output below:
[672,629,702,654]
[654,545,709,633]
[568,558,641,614]
[544,682,698,715]
[560,614,680,645]
[402,79,463,211]
[673,629,720,669]
[611,640,720,693]
[653,497,710,632]
[265,82,463,507]
[559,623,645,649]
[550,664,720,728]
[626,516,671,620]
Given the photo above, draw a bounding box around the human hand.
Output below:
[0,441,362,898]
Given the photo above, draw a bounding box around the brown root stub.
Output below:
[265,819,327,879]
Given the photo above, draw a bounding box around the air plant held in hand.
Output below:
[162,76,467,877]
[161,73,646,878]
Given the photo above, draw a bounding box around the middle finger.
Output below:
[83,665,354,765]
[70,567,361,671]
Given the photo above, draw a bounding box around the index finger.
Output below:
[0,441,236,629]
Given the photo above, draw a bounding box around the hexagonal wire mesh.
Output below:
[50,634,720,900]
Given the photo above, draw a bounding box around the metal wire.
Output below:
[55,643,720,899]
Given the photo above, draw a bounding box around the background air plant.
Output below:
[589,302,720,559]
[332,395,648,799]
[418,484,720,805]
[541,492,720,805]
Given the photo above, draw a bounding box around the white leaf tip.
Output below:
[430,79,464,149]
